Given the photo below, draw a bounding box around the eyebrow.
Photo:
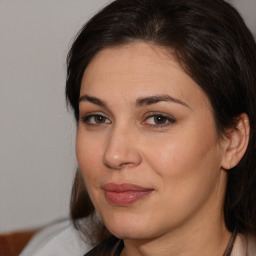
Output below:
[79,95,108,108]
[135,95,190,108]
[79,94,190,109]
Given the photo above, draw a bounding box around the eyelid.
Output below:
[142,112,176,127]
[79,112,112,126]
[79,111,176,128]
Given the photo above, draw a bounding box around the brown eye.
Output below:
[94,115,107,123]
[153,115,168,124]
[81,114,111,125]
[144,114,176,127]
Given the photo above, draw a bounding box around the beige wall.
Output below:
[230,0,256,36]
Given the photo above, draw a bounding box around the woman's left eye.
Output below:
[143,114,176,127]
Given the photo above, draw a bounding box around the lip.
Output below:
[103,183,154,206]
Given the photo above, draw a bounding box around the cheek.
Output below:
[141,130,223,226]
[143,120,222,189]
[76,130,107,210]
[76,129,103,184]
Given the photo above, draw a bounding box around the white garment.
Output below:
[19,219,92,256]
[232,233,256,256]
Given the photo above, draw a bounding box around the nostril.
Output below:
[103,150,142,170]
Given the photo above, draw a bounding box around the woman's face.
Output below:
[76,42,228,240]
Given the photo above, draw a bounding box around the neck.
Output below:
[121,212,231,256]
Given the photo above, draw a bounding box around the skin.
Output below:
[76,42,233,256]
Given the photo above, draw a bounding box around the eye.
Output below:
[80,114,111,126]
[143,113,176,127]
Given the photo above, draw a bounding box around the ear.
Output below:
[221,113,250,170]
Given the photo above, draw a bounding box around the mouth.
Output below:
[103,183,154,206]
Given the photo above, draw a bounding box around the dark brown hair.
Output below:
[66,0,256,244]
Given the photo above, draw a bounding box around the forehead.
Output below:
[80,42,209,110]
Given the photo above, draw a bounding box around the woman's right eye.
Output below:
[80,114,111,126]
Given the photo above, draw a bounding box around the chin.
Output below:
[101,212,155,240]
[108,226,148,240]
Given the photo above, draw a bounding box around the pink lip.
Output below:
[103,183,154,206]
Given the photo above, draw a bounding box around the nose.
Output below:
[103,126,142,170]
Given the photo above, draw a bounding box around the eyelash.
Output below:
[80,114,111,126]
[80,113,176,128]
[143,112,176,128]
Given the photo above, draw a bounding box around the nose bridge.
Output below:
[103,122,142,169]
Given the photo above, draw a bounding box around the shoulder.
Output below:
[20,219,92,256]
[232,233,256,256]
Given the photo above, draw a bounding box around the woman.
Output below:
[65,0,256,255]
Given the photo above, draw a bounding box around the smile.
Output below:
[103,183,154,206]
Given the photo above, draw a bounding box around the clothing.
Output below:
[232,233,256,256]
[20,219,256,256]
[84,236,123,256]
[19,220,92,256]
[84,234,256,256]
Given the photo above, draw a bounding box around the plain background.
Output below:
[0,0,255,233]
